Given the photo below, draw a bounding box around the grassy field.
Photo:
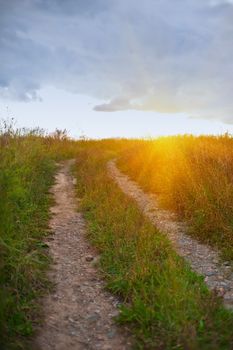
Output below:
[75,143,233,349]
[0,123,81,349]
[1,128,233,349]
[118,135,233,261]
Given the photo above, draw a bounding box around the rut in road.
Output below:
[108,159,233,310]
[35,160,132,350]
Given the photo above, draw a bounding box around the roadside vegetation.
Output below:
[75,143,233,349]
[0,120,80,349]
[118,135,233,261]
[2,125,233,349]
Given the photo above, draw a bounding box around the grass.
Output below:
[0,122,81,349]
[117,135,233,261]
[74,143,233,349]
[2,128,233,349]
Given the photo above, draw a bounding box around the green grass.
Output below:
[0,124,82,349]
[0,135,56,349]
[2,130,233,349]
[75,144,233,349]
[0,129,119,349]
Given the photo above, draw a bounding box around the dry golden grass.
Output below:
[118,135,233,260]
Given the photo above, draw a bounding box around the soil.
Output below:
[34,160,132,350]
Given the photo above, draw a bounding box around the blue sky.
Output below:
[1,0,233,137]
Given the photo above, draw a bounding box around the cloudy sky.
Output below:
[0,0,233,138]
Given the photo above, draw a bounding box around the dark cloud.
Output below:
[0,0,233,121]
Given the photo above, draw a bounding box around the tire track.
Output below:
[35,160,132,350]
[108,159,233,310]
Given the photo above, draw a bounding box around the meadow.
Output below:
[1,125,233,349]
[75,143,233,349]
[118,135,233,261]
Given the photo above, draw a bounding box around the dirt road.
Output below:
[108,159,233,310]
[35,160,132,350]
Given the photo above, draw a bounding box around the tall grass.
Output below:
[75,143,233,349]
[2,129,233,348]
[118,135,233,260]
[0,122,81,349]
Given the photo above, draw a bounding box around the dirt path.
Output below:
[108,159,233,310]
[35,160,132,350]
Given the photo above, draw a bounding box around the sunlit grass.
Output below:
[118,135,233,260]
[75,144,233,349]
[2,126,233,348]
